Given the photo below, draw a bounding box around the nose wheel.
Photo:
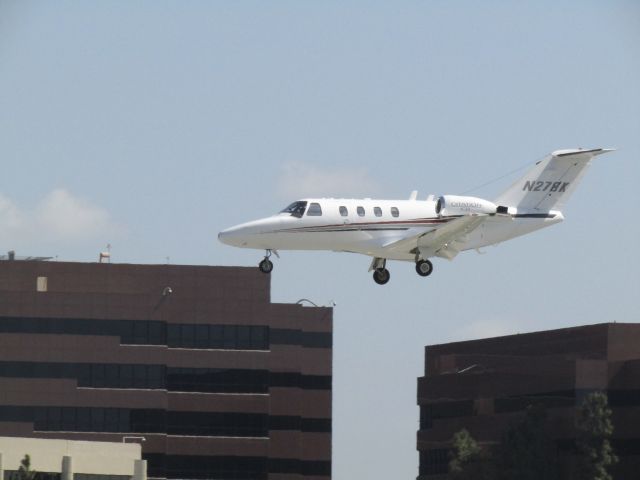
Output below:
[415,259,433,277]
[258,249,277,274]
[259,258,273,274]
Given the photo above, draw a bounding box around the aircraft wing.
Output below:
[381,215,488,260]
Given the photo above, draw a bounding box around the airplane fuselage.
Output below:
[218,197,562,261]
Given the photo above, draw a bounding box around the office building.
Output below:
[417,323,640,479]
[0,260,332,479]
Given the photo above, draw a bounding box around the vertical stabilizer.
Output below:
[494,148,614,212]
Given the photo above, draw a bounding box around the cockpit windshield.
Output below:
[280,201,307,218]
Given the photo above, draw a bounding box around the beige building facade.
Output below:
[0,436,143,480]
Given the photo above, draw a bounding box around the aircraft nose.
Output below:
[218,225,244,247]
[218,217,282,248]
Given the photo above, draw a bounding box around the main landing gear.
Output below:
[370,258,391,285]
[369,257,435,285]
[373,267,391,285]
[258,250,276,274]
[415,259,433,277]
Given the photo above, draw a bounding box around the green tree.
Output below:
[17,454,37,480]
[449,429,494,480]
[576,391,618,480]
[494,405,559,480]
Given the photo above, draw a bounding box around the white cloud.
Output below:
[0,194,25,232]
[277,162,379,199]
[0,189,123,248]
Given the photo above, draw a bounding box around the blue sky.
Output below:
[1,2,639,479]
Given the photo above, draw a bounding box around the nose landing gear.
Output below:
[258,250,277,274]
[259,258,273,274]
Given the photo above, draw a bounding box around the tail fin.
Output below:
[494,148,614,212]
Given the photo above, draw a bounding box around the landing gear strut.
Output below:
[258,250,275,274]
[415,259,433,277]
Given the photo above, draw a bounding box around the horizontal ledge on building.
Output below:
[166,434,270,440]
[75,387,271,396]
[77,387,168,392]
[166,347,271,353]
[33,430,270,440]
[169,391,270,396]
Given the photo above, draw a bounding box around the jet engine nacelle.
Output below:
[435,195,497,217]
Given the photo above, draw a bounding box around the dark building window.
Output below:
[167,368,269,394]
[0,361,166,390]
[0,361,331,394]
[269,458,332,476]
[494,392,575,414]
[195,324,209,348]
[0,316,166,346]
[5,472,61,480]
[163,454,268,480]
[223,324,237,349]
[419,449,450,475]
[607,389,640,407]
[420,400,475,429]
[269,329,332,348]
[75,475,131,480]
[145,454,331,480]
[269,372,332,390]
[168,411,268,437]
[0,317,333,351]
[1,405,328,437]
[166,324,269,350]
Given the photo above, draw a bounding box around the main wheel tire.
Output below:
[373,268,390,285]
[259,259,273,274]
[415,259,433,277]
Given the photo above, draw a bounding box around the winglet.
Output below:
[409,190,418,200]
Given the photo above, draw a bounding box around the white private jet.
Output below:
[219,148,612,284]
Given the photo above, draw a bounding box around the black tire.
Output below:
[373,268,390,285]
[259,259,273,274]
[415,259,433,277]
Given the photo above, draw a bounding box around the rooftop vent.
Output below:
[99,244,112,263]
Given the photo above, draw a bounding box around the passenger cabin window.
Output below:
[339,206,348,216]
[307,203,323,216]
[391,207,399,217]
[280,201,307,218]
[357,206,365,217]
[374,207,382,217]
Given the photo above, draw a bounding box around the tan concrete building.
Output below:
[0,436,142,480]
